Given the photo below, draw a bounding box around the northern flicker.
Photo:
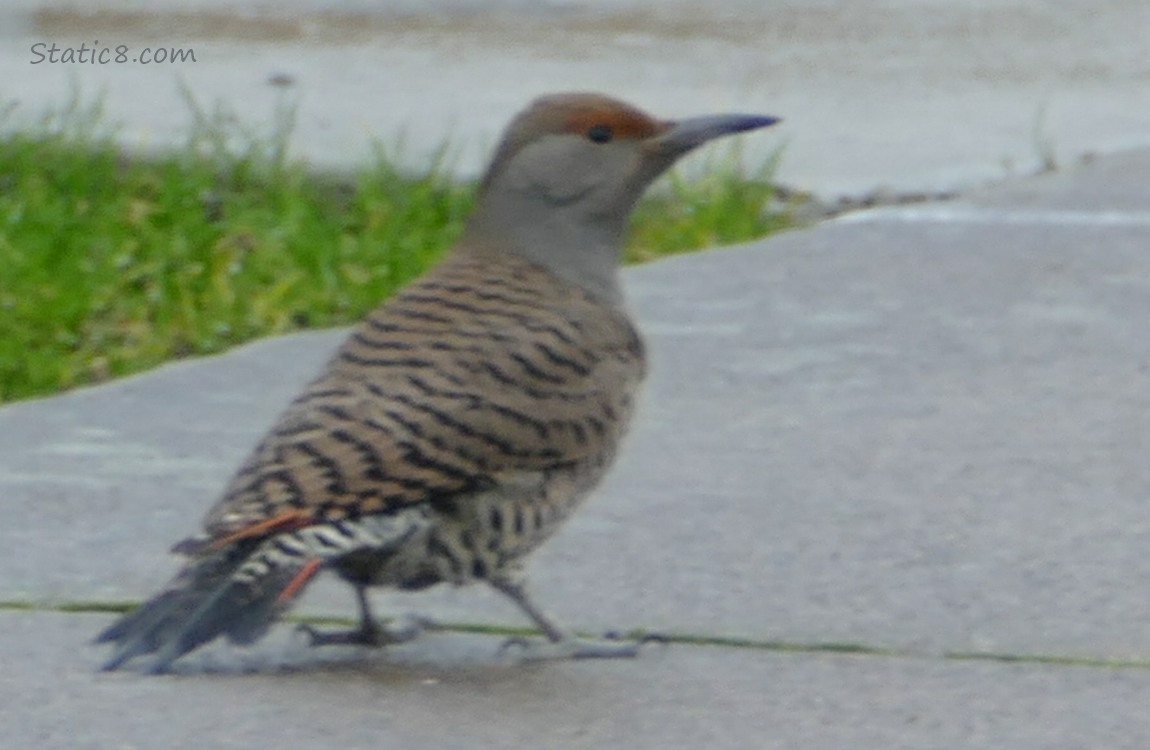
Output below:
[96,92,779,673]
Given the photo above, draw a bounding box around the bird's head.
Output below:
[464,93,780,302]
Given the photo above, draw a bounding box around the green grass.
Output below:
[0,92,796,403]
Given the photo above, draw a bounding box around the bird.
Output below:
[95,92,780,673]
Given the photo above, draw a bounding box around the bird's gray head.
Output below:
[462,92,780,304]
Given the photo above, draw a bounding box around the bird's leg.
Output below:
[298,585,434,647]
[488,572,647,660]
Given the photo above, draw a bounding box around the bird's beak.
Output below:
[650,113,781,156]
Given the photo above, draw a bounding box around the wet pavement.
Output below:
[3,2,1150,748]
[4,145,1150,746]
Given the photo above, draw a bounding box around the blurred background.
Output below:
[3,0,1148,199]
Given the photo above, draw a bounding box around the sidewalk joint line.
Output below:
[7,598,1150,670]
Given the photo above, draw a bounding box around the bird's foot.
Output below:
[498,631,664,661]
[297,614,436,648]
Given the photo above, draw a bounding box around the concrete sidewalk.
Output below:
[4,147,1150,746]
[4,2,1150,747]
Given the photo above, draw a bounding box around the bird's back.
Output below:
[196,245,646,561]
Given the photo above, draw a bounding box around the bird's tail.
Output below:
[96,515,426,673]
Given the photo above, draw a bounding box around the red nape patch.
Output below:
[208,509,314,550]
[562,104,665,140]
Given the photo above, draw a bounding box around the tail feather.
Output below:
[142,555,324,674]
[97,514,428,673]
[97,538,271,672]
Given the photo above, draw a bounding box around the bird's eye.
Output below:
[586,124,614,144]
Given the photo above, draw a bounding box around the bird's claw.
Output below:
[498,634,534,655]
[295,622,322,645]
[496,632,655,661]
[296,614,435,648]
[636,631,668,646]
[603,629,668,646]
[295,621,376,647]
